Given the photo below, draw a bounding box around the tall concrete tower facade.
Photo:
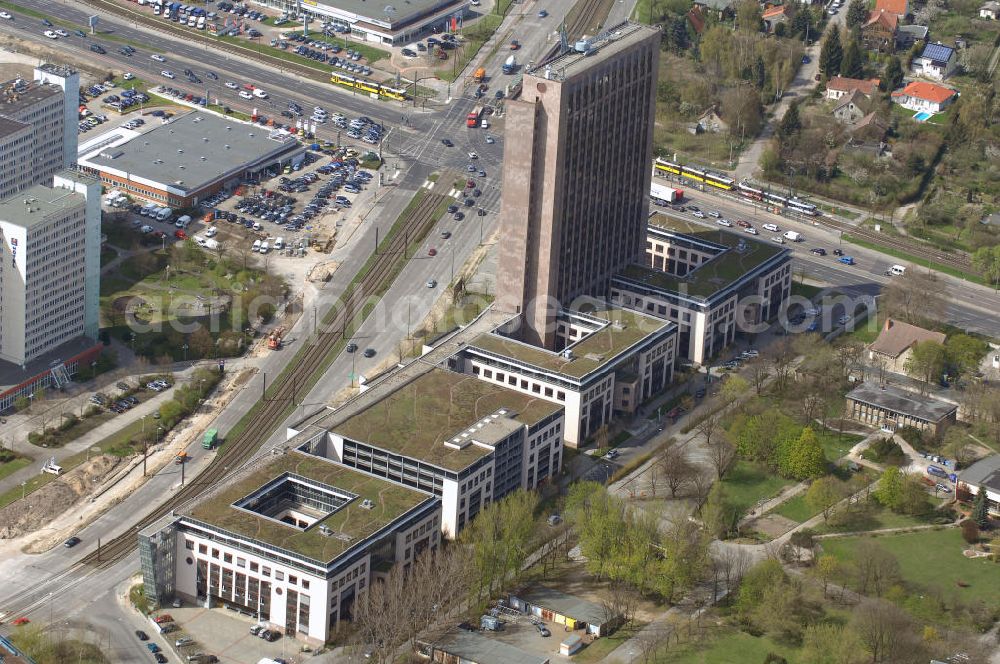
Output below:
[496,22,661,348]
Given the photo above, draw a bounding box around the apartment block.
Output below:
[496,22,661,347]
[0,172,100,366]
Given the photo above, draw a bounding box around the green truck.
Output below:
[203,428,219,450]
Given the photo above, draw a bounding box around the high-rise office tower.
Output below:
[496,22,660,348]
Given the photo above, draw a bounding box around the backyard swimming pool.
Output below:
[914,111,933,122]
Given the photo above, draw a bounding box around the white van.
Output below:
[273,237,284,250]
[175,214,192,228]
[197,15,205,28]
[141,203,158,217]
[252,239,261,252]
[156,208,173,222]
[889,264,906,276]
[205,226,217,238]
[253,88,268,99]
[260,241,270,254]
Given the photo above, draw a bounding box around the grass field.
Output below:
[0,456,30,482]
[664,629,801,663]
[814,427,863,463]
[573,623,645,663]
[773,492,815,523]
[815,502,939,535]
[819,528,1000,604]
[721,460,794,516]
[790,282,823,301]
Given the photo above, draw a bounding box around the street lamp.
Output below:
[182,343,189,362]
[346,342,358,387]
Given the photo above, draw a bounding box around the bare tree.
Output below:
[851,599,916,663]
[748,358,770,395]
[707,435,736,481]
[854,540,900,597]
[882,268,947,328]
[656,444,698,498]
[352,563,409,664]
[602,580,640,628]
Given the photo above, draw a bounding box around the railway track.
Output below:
[817,215,973,274]
[79,189,448,569]
[564,0,607,42]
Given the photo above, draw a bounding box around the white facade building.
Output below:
[453,304,676,447]
[610,216,792,366]
[0,172,101,366]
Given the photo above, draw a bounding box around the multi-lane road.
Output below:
[658,186,1000,336]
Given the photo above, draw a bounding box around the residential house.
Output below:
[833,89,869,124]
[957,455,1000,517]
[868,317,946,373]
[891,80,958,112]
[825,76,881,100]
[862,10,899,53]
[896,24,928,50]
[762,5,791,32]
[911,42,958,80]
[693,0,735,19]
[687,5,706,34]
[980,1,999,19]
[848,112,889,152]
[875,0,908,19]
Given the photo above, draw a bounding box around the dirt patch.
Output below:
[748,514,798,539]
[0,455,124,539]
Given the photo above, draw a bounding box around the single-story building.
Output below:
[0,337,102,413]
[956,455,1000,517]
[911,42,958,80]
[419,631,550,664]
[868,318,946,373]
[509,587,621,637]
[762,5,791,31]
[77,111,305,208]
[896,24,928,50]
[845,383,958,436]
[891,81,958,113]
[980,1,999,19]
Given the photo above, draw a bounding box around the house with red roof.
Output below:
[862,9,899,52]
[891,81,958,113]
[762,5,791,31]
[875,0,908,18]
[825,76,882,100]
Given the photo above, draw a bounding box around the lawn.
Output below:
[813,427,863,463]
[843,310,884,344]
[815,501,940,534]
[573,622,646,663]
[773,492,815,523]
[819,528,1000,604]
[720,460,795,516]
[790,282,822,301]
[0,456,31,482]
[664,628,802,663]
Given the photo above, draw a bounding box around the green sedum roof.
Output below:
[333,369,562,472]
[187,453,430,563]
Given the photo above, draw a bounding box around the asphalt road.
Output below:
[655,187,1000,337]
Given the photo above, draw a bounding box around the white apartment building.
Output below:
[452,303,677,447]
[0,172,101,366]
[0,66,78,199]
[139,453,442,644]
[610,216,792,365]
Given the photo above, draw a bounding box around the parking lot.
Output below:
[145,604,307,664]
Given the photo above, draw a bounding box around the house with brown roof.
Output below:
[825,76,881,101]
[832,89,870,124]
[868,318,946,373]
[875,0,908,18]
[687,5,706,35]
[862,9,899,53]
[848,112,889,153]
[891,80,958,113]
